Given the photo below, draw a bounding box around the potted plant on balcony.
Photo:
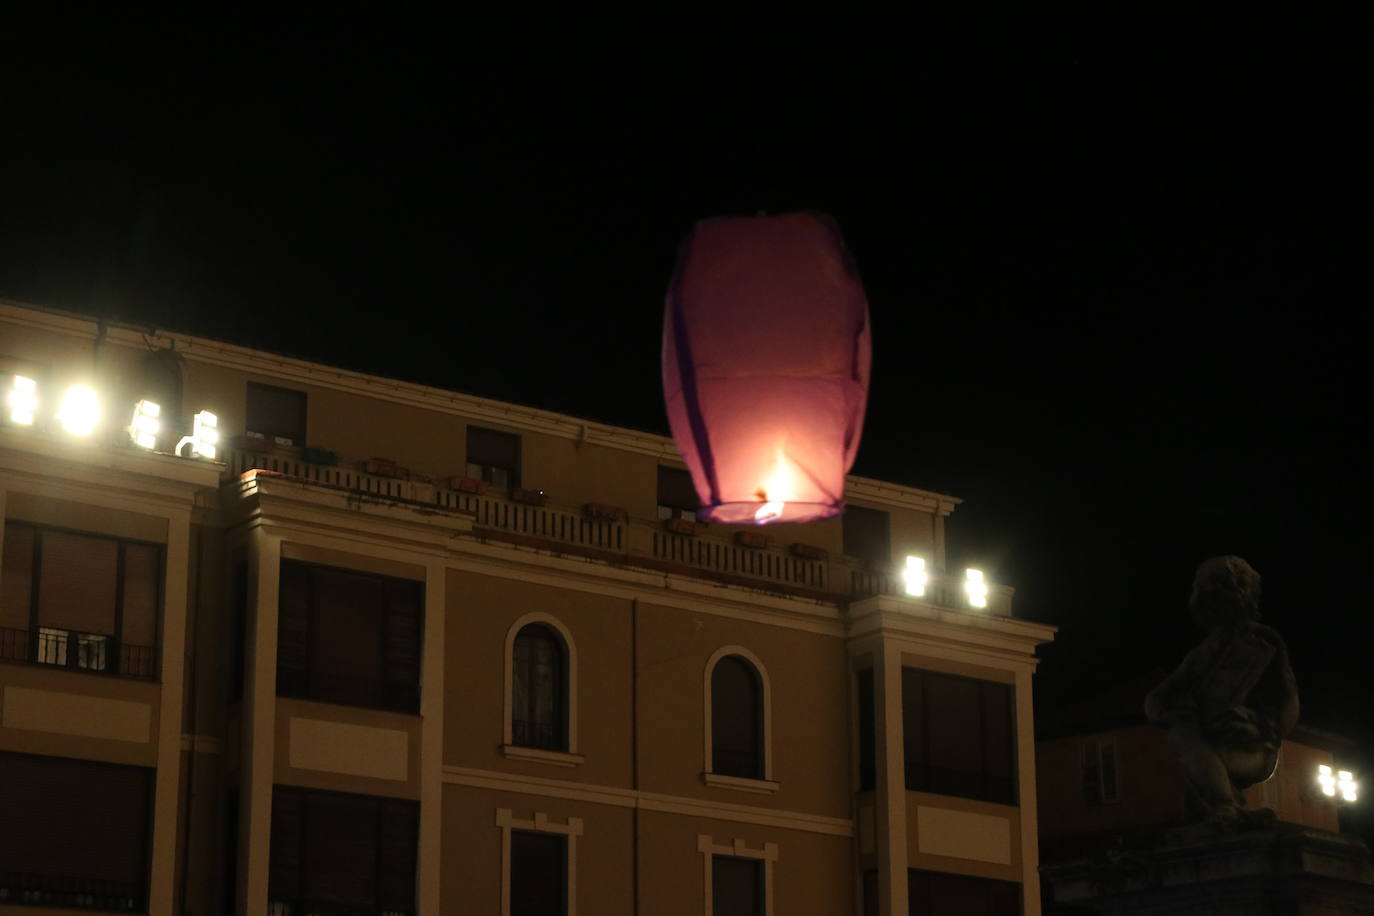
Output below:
[449,475,488,494]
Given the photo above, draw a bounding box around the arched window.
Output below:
[711,654,765,780]
[511,624,567,752]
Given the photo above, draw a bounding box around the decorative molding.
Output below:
[443,765,853,837]
[502,612,579,755]
[502,745,585,768]
[703,645,774,782]
[697,834,778,916]
[497,808,583,916]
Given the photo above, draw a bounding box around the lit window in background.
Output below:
[56,385,100,436]
[128,400,160,449]
[965,568,988,608]
[903,555,927,597]
[7,375,37,425]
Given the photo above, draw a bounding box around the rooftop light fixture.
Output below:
[662,212,871,525]
[7,375,37,425]
[903,555,928,597]
[1320,765,1359,802]
[176,410,218,460]
[56,385,100,436]
[128,400,160,449]
[965,568,988,609]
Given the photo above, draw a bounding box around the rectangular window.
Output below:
[276,560,423,713]
[857,667,877,792]
[466,425,521,489]
[712,855,764,916]
[903,667,1016,805]
[0,750,153,910]
[862,870,878,916]
[268,786,417,916]
[246,382,307,445]
[1083,739,1119,806]
[908,868,1020,915]
[656,466,701,521]
[843,505,890,565]
[0,522,160,679]
[511,830,567,916]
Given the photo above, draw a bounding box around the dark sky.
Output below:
[3,10,1371,832]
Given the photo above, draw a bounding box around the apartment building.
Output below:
[0,299,1055,915]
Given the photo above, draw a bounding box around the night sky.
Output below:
[3,11,1370,836]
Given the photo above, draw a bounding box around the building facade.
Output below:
[0,299,1054,916]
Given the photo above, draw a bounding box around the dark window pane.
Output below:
[1101,742,1118,803]
[121,543,160,649]
[246,382,307,444]
[302,793,378,906]
[863,870,879,916]
[379,801,419,910]
[982,681,1016,805]
[712,856,763,916]
[712,655,762,779]
[511,831,566,916]
[268,790,303,899]
[467,426,521,488]
[38,530,118,634]
[857,668,876,791]
[923,672,983,798]
[0,750,151,908]
[311,570,384,705]
[909,868,1020,916]
[903,668,1017,805]
[0,522,34,633]
[657,466,699,515]
[513,625,566,751]
[843,505,890,564]
[902,667,925,790]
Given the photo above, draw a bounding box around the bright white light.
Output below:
[965,568,988,608]
[7,375,37,425]
[903,555,927,597]
[1319,764,1337,797]
[1339,770,1358,802]
[128,400,161,449]
[178,410,219,459]
[56,386,100,436]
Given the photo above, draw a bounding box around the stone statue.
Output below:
[1145,556,1300,828]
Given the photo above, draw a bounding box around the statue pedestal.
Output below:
[1042,823,1374,914]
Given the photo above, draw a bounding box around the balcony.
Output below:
[0,626,156,679]
[222,446,1012,615]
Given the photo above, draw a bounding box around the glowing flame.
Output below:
[753,447,797,524]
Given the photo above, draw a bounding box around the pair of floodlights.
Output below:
[902,555,989,609]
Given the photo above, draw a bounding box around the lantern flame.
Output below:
[754,447,799,524]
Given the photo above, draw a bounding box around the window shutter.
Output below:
[384,580,423,713]
[246,383,307,444]
[0,522,34,632]
[378,801,419,911]
[276,561,311,697]
[922,672,983,798]
[121,543,160,648]
[981,681,1016,805]
[38,531,118,634]
[857,668,877,792]
[268,789,303,901]
[301,793,379,906]
[510,831,566,916]
[310,568,384,706]
[712,856,764,916]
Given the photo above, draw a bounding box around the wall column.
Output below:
[418,561,447,914]
[1016,666,1042,915]
[148,506,192,916]
[238,529,281,916]
[874,640,908,915]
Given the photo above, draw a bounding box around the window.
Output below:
[710,654,764,780]
[1083,739,1119,805]
[0,751,152,910]
[0,522,160,679]
[857,667,876,792]
[466,425,521,489]
[862,870,878,916]
[657,466,701,521]
[511,830,567,916]
[268,787,417,916]
[713,856,764,916]
[903,668,1016,805]
[843,505,890,564]
[512,624,567,751]
[908,868,1020,915]
[246,382,307,445]
[276,560,423,714]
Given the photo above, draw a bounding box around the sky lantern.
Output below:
[663,212,872,525]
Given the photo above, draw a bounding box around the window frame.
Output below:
[275,559,424,714]
[497,807,582,916]
[703,646,777,793]
[245,381,308,445]
[696,835,777,916]
[0,520,163,680]
[502,613,581,766]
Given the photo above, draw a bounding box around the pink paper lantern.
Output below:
[663,212,872,525]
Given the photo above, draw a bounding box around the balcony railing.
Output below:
[223,446,1013,615]
[0,872,144,911]
[0,627,156,679]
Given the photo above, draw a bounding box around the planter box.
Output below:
[583,502,627,523]
[364,458,407,479]
[735,531,773,550]
[789,542,828,561]
[512,487,548,507]
[449,476,488,494]
[662,517,701,536]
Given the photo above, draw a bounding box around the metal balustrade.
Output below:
[0,872,143,911]
[0,626,155,679]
